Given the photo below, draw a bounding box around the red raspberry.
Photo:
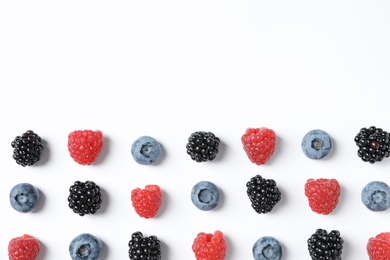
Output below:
[131,185,162,218]
[241,127,276,165]
[367,232,390,260]
[304,178,340,215]
[8,234,40,260]
[68,130,103,165]
[192,230,227,260]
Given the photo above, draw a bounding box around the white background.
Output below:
[1,0,390,259]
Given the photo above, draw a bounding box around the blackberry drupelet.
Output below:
[186,131,220,162]
[11,130,43,167]
[68,181,102,216]
[246,175,281,214]
[307,229,343,260]
[354,126,390,163]
[128,231,161,260]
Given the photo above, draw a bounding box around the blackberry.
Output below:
[68,181,102,216]
[128,231,161,260]
[11,130,43,167]
[354,126,390,163]
[307,229,343,260]
[246,175,281,214]
[186,131,220,162]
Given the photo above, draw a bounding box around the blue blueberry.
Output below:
[191,181,220,211]
[131,136,162,165]
[253,236,282,260]
[301,129,332,159]
[9,183,40,213]
[69,233,103,260]
[361,181,390,211]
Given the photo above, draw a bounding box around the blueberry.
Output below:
[253,236,282,260]
[191,181,220,211]
[131,136,162,165]
[9,183,40,213]
[69,233,103,260]
[301,129,332,159]
[361,181,390,211]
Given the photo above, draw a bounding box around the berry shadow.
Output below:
[151,142,166,166]
[35,139,50,166]
[94,136,110,166]
[35,240,46,260]
[161,239,170,259]
[155,189,169,219]
[212,140,227,163]
[272,185,286,214]
[224,234,233,260]
[96,187,109,215]
[33,188,46,213]
[100,239,109,259]
[267,136,283,166]
[214,187,225,211]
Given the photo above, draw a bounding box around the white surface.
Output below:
[1,1,390,259]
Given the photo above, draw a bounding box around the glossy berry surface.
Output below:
[69,233,103,260]
[192,230,226,260]
[68,130,103,165]
[131,136,162,165]
[186,131,220,162]
[8,234,40,260]
[361,181,390,212]
[68,181,102,216]
[128,231,161,260]
[307,229,343,260]
[304,178,340,215]
[131,185,162,218]
[11,130,43,167]
[367,232,390,260]
[10,183,40,213]
[253,236,282,260]
[241,127,276,165]
[354,126,390,163]
[301,129,332,159]
[191,181,220,211]
[246,175,281,214]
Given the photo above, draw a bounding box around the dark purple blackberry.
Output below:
[246,175,281,214]
[128,231,161,260]
[354,126,390,163]
[186,131,220,162]
[68,181,102,216]
[11,130,43,167]
[307,229,343,260]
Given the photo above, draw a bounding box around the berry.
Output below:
[192,230,226,260]
[10,183,40,213]
[367,232,390,260]
[131,136,162,165]
[69,233,103,260]
[354,126,390,163]
[191,181,221,211]
[241,127,276,165]
[301,129,332,160]
[128,231,161,260]
[252,236,282,260]
[11,130,43,167]
[68,181,102,216]
[8,234,40,260]
[246,175,281,214]
[131,185,162,218]
[361,181,390,212]
[186,131,220,162]
[307,229,343,260]
[68,130,103,165]
[304,178,341,215]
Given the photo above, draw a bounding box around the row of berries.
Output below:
[8,229,390,260]
[10,126,390,167]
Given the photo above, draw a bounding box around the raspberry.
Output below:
[367,232,390,260]
[304,178,340,215]
[128,231,161,260]
[246,175,282,214]
[307,229,343,260]
[11,130,44,167]
[192,230,227,260]
[131,185,162,218]
[354,126,390,163]
[186,131,220,162]
[241,127,276,165]
[67,130,103,165]
[8,234,40,260]
[68,181,102,216]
